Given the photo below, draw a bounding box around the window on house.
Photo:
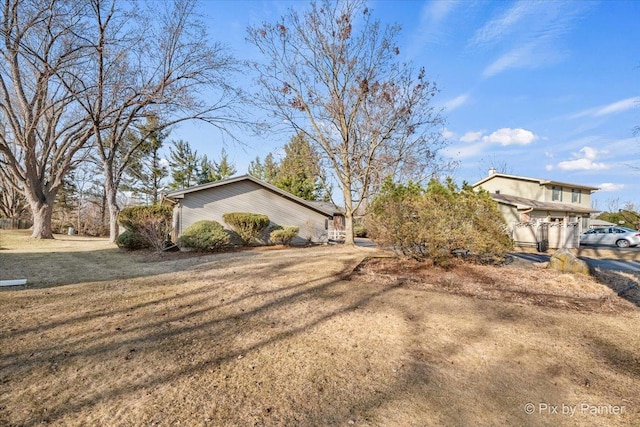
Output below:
[571,188,581,203]
[552,185,562,202]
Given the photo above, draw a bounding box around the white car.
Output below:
[580,227,640,248]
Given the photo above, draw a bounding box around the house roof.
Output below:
[589,219,617,227]
[489,193,599,214]
[163,174,341,216]
[473,173,600,191]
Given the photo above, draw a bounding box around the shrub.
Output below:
[117,204,173,251]
[366,178,513,266]
[353,223,368,238]
[115,230,149,250]
[270,226,299,245]
[177,220,230,251]
[222,212,270,245]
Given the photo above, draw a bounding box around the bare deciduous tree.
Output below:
[0,148,28,220]
[0,0,94,238]
[247,0,447,244]
[78,0,243,242]
[477,155,513,180]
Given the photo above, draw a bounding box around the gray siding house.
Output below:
[163,175,342,244]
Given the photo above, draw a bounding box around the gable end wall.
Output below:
[175,180,329,242]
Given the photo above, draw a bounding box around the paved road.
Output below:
[578,257,640,272]
[510,250,640,272]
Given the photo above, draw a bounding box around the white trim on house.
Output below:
[473,173,600,192]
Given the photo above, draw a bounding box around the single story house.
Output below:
[473,169,600,249]
[162,175,344,244]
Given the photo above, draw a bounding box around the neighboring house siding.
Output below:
[473,173,599,249]
[497,204,519,226]
[480,177,544,200]
[176,180,329,243]
[479,177,594,209]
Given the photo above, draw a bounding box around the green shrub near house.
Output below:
[115,230,149,250]
[178,220,230,251]
[270,226,299,246]
[222,212,270,246]
[116,204,173,251]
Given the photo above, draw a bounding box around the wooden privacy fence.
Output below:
[0,218,32,230]
[513,221,580,251]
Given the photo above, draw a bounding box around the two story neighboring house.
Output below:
[472,169,600,249]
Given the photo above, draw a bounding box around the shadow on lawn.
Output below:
[2,248,638,426]
[0,246,261,289]
[0,254,409,425]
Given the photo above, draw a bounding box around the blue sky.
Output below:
[171,0,640,211]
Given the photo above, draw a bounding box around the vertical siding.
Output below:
[176,180,330,243]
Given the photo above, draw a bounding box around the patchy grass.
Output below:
[0,230,638,426]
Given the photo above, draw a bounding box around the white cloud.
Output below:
[570,97,640,119]
[598,183,625,192]
[471,1,536,46]
[557,158,607,171]
[555,146,609,171]
[407,0,461,54]
[442,142,485,159]
[443,93,469,111]
[482,128,537,146]
[482,44,535,77]
[422,0,458,24]
[442,128,456,139]
[473,1,588,78]
[460,131,483,143]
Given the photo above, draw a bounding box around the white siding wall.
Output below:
[175,180,330,243]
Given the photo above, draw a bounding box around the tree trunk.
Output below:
[108,202,119,243]
[104,170,121,243]
[105,186,120,243]
[344,210,355,246]
[342,184,355,246]
[27,198,55,239]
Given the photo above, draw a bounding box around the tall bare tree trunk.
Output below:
[104,169,120,243]
[108,203,119,243]
[26,197,55,239]
[342,184,355,246]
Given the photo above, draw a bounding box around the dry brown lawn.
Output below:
[1,230,639,426]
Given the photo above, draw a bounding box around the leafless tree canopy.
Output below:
[0,0,95,238]
[247,0,448,244]
[78,0,244,242]
[0,0,244,239]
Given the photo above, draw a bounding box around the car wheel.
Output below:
[616,239,630,248]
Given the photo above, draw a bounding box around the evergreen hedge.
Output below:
[222,212,270,245]
[366,178,513,266]
[178,220,230,251]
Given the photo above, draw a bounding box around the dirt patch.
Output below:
[352,256,635,312]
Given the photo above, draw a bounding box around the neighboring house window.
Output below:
[571,188,581,203]
[552,185,562,202]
